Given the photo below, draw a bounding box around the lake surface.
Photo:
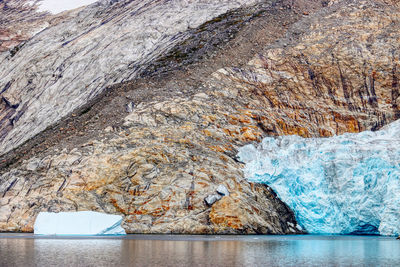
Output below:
[1,234,400,266]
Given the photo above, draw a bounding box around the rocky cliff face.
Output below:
[0,0,262,156]
[1,0,308,234]
[1,0,399,234]
[0,0,80,52]
[220,0,400,137]
[0,0,48,52]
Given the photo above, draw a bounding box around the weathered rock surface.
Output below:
[0,83,302,233]
[0,0,85,53]
[0,0,48,52]
[0,0,314,234]
[0,0,262,156]
[1,0,399,234]
[215,0,400,137]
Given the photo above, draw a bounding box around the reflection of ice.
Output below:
[34,211,126,235]
[238,120,400,236]
[1,235,400,266]
[35,0,99,14]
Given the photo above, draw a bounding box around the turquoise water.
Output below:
[1,234,400,266]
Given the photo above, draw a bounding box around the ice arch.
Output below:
[238,120,400,236]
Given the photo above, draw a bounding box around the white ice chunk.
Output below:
[34,211,126,235]
[238,119,400,236]
[216,184,230,196]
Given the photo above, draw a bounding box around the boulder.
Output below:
[204,194,222,206]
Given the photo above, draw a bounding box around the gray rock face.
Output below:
[204,194,222,206]
[0,0,261,156]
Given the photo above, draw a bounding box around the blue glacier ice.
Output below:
[238,120,400,236]
[34,211,126,235]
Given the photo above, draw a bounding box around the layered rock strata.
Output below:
[0,0,262,156]
[0,0,314,234]
[1,0,399,234]
[241,0,400,136]
[0,0,48,52]
[0,0,82,52]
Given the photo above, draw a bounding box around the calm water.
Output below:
[1,234,400,266]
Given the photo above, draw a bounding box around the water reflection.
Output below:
[0,235,400,266]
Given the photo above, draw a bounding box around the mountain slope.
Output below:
[0,0,262,156]
[1,0,399,234]
[0,0,314,233]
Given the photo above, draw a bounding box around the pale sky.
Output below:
[37,0,99,14]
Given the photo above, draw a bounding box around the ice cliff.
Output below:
[238,120,400,236]
[34,211,126,235]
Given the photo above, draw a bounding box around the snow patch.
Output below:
[238,120,400,236]
[34,211,126,235]
[36,0,99,14]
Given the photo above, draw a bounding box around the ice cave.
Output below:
[238,120,400,236]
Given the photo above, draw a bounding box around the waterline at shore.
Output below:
[1,235,400,266]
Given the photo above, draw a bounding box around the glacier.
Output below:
[238,120,400,236]
[34,211,126,235]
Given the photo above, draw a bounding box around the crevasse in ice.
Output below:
[238,120,400,236]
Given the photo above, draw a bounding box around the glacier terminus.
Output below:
[238,120,400,236]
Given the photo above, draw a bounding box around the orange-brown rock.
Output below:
[214,0,400,137]
[209,192,296,233]
[1,0,399,234]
